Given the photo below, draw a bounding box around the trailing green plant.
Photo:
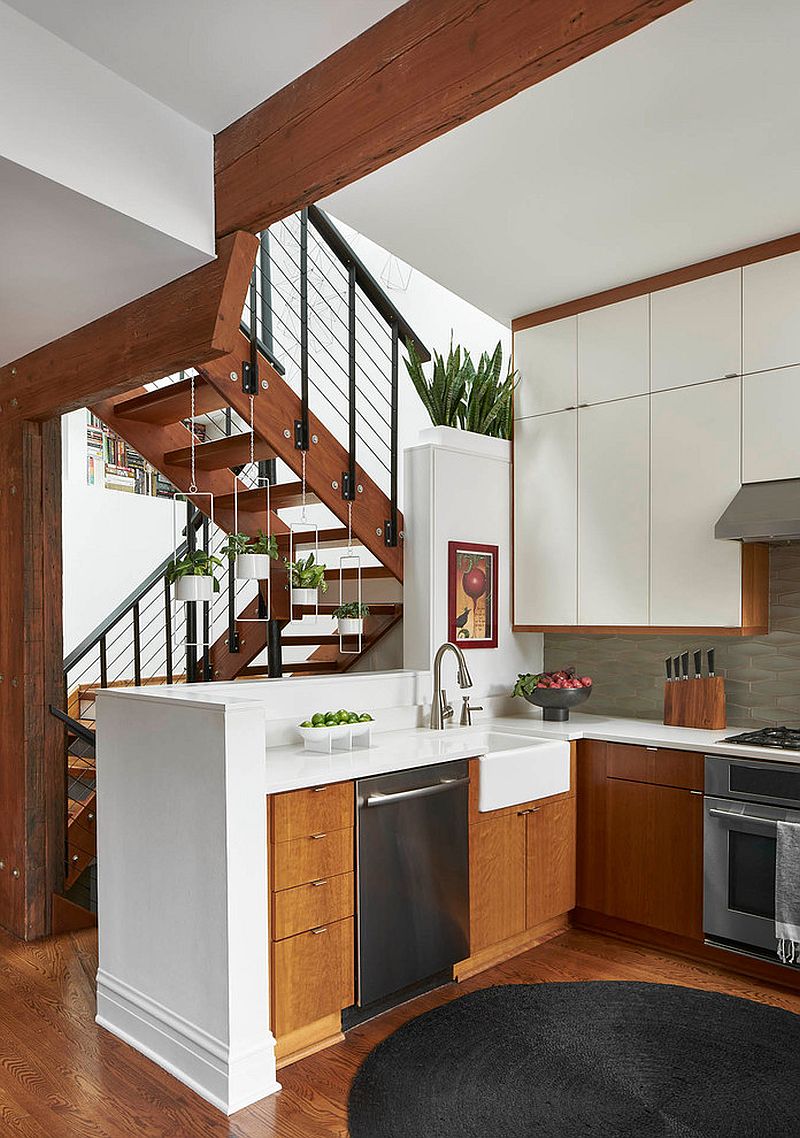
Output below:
[511,673,543,699]
[332,601,370,619]
[285,552,329,592]
[405,338,518,439]
[219,530,278,561]
[165,550,223,591]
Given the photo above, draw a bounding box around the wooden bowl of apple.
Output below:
[512,669,593,722]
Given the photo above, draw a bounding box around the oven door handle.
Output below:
[708,807,780,830]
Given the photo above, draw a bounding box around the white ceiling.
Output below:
[323,0,800,325]
[5,0,404,132]
[0,157,211,367]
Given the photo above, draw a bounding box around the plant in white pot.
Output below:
[286,552,328,606]
[333,601,370,636]
[220,530,278,580]
[405,338,518,439]
[332,600,368,637]
[165,550,223,603]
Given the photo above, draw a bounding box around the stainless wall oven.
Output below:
[704,754,800,963]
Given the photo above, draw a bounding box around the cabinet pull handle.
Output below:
[517,807,540,816]
[313,787,327,793]
[311,926,328,935]
[646,747,658,752]
[689,790,703,796]
[311,879,328,887]
[310,832,327,840]
[518,808,531,815]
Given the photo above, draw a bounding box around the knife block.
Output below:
[663,677,726,730]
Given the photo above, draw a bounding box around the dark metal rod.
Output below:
[387,321,400,546]
[49,706,97,749]
[185,501,197,684]
[259,231,275,357]
[299,207,309,449]
[132,602,142,686]
[267,619,283,678]
[164,578,173,684]
[99,635,108,689]
[202,516,211,682]
[345,261,357,500]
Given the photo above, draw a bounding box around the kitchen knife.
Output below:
[673,655,681,682]
[707,648,715,678]
[681,652,690,681]
[693,650,702,679]
[665,657,673,682]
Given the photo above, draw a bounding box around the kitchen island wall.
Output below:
[545,543,800,727]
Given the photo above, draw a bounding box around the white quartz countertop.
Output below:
[264,711,800,793]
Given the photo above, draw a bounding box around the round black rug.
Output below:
[348,982,800,1137]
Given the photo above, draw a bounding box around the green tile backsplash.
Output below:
[544,544,800,728]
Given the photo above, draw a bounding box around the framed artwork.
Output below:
[448,541,498,649]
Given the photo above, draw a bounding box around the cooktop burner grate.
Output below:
[723,727,800,750]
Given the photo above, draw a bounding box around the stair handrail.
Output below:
[49,705,97,748]
[306,205,430,363]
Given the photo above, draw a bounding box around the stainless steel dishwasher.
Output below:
[356,760,470,1009]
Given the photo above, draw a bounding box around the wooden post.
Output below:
[0,419,64,939]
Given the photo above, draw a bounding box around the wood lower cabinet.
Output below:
[525,796,577,929]
[577,740,703,941]
[268,782,356,1066]
[458,756,576,978]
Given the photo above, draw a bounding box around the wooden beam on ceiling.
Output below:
[214,0,691,238]
[0,230,258,426]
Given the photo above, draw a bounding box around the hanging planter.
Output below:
[165,550,222,603]
[221,531,278,582]
[334,602,369,636]
[286,553,328,608]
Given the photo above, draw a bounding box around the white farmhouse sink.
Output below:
[473,732,571,812]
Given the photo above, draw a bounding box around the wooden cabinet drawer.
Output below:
[272,917,355,1038]
[272,872,354,941]
[270,781,354,843]
[606,743,703,791]
[271,827,353,891]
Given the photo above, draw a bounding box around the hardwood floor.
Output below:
[2,926,800,1137]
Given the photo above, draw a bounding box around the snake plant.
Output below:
[405,339,518,439]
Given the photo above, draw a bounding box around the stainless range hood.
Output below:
[715,478,800,541]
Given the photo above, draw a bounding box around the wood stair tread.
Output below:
[286,661,342,675]
[293,602,402,616]
[113,377,228,425]
[216,482,319,512]
[293,527,363,550]
[164,434,276,471]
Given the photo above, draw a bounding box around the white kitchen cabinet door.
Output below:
[650,269,741,391]
[650,378,742,627]
[513,411,577,626]
[577,295,649,404]
[742,366,800,483]
[578,397,649,626]
[743,251,800,374]
[513,318,577,419]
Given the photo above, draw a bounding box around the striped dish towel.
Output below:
[776,819,800,964]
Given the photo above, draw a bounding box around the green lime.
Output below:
[347,713,359,723]
[300,721,312,728]
[311,713,325,726]
[359,713,373,722]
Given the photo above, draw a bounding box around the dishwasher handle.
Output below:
[364,775,470,808]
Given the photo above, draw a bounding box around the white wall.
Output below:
[62,410,175,657]
[403,429,541,698]
[0,1,213,254]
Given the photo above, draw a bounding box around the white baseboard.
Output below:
[96,969,281,1115]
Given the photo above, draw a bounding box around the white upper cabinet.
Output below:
[742,366,800,483]
[650,378,742,628]
[743,250,800,374]
[578,397,649,626]
[513,410,577,626]
[513,317,577,419]
[577,295,649,404]
[650,269,741,391]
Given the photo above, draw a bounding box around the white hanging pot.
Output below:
[292,587,318,606]
[175,576,214,603]
[338,617,364,636]
[235,553,271,581]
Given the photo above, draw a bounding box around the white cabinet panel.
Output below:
[650,269,741,391]
[650,379,742,627]
[513,411,577,626]
[577,296,649,404]
[743,250,800,374]
[578,398,649,626]
[743,366,800,483]
[513,318,577,419]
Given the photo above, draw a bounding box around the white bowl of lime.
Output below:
[297,710,374,752]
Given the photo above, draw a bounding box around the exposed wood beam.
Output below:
[214,0,690,238]
[0,231,258,425]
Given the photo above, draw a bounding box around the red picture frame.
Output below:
[448,541,498,649]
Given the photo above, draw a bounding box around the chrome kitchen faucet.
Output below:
[430,641,473,729]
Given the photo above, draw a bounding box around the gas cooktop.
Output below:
[723,727,800,750]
